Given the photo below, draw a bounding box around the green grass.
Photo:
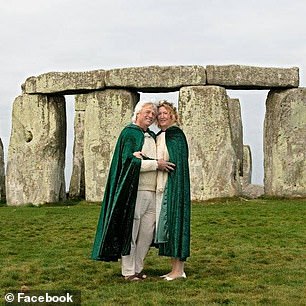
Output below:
[0,198,305,305]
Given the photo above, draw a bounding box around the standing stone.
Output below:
[264,88,306,197]
[69,96,86,199]
[0,138,5,201]
[84,89,139,202]
[179,85,240,201]
[240,145,264,199]
[241,145,252,186]
[228,98,244,176]
[6,94,66,206]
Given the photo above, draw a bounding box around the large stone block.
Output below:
[241,145,252,186]
[240,145,264,198]
[105,65,206,92]
[69,95,86,199]
[0,138,5,201]
[179,85,240,201]
[22,70,105,95]
[228,98,243,175]
[206,65,299,89]
[6,94,66,205]
[264,88,306,197]
[241,184,264,199]
[83,89,139,202]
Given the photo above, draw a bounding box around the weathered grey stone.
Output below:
[84,89,139,202]
[69,96,86,199]
[241,145,252,186]
[6,94,66,206]
[206,65,299,89]
[0,138,5,201]
[75,95,87,111]
[105,65,206,92]
[228,98,243,175]
[179,85,241,201]
[22,70,105,95]
[264,88,306,197]
[241,184,264,199]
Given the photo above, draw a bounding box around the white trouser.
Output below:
[121,190,156,276]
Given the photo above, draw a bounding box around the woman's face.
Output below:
[157,106,174,130]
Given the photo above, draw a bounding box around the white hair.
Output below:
[131,101,157,123]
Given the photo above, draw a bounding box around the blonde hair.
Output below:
[157,100,180,126]
[131,101,157,123]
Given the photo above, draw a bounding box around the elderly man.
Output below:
[91,100,174,281]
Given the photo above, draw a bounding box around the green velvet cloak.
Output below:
[91,123,155,261]
[157,126,191,261]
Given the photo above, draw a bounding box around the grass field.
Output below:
[0,198,305,305]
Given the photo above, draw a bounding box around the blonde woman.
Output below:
[155,100,191,281]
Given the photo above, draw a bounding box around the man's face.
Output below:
[135,104,156,130]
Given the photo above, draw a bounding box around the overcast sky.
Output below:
[1,0,305,186]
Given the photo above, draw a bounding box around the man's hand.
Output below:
[157,159,175,172]
[133,151,144,159]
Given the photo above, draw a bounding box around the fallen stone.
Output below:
[241,184,264,199]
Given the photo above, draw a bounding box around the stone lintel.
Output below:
[104,65,206,92]
[21,64,300,95]
[22,70,106,95]
[206,65,299,89]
